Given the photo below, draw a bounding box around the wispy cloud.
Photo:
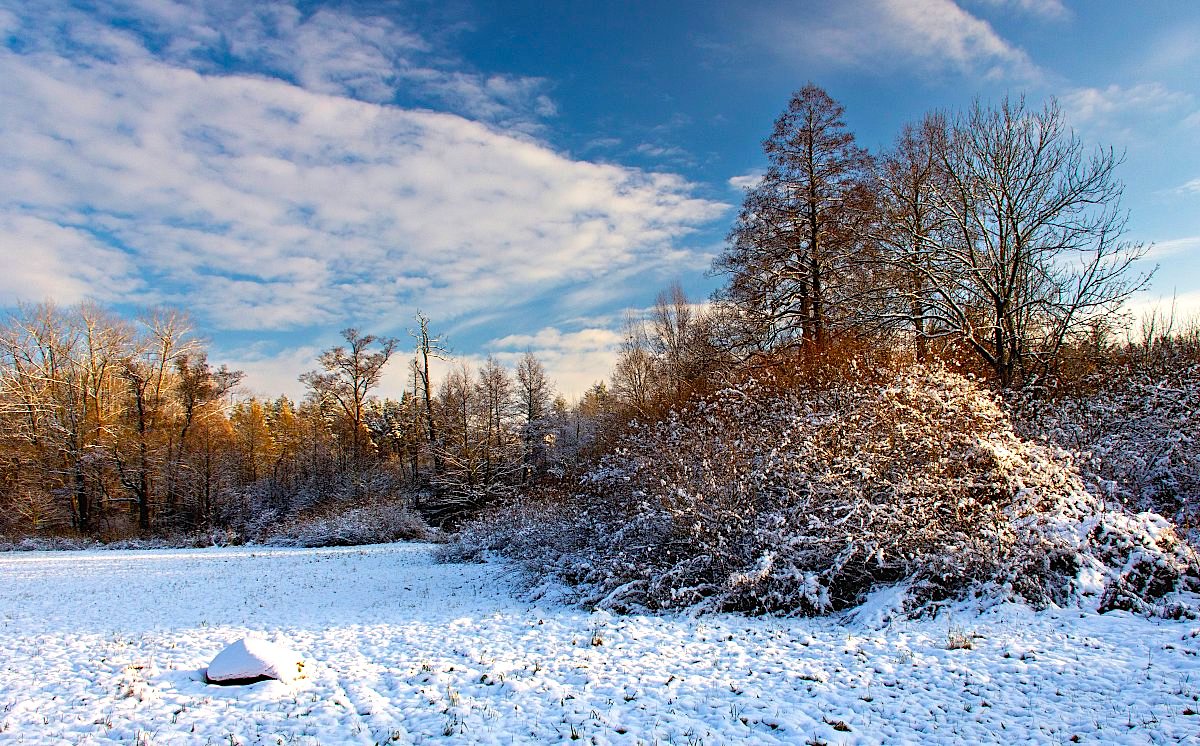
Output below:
[750,0,1039,81]
[1060,83,1198,140]
[581,137,622,153]
[969,0,1069,20]
[217,342,323,401]
[1063,83,1193,122]
[489,327,623,354]
[0,1,727,348]
[634,142,697,167]
[0,215,141,304]
[1176,178,1200,195]
[488,326,625,399]
[1135,24,1200,79]
[1143,236,1200,262]
[6,1,554,131]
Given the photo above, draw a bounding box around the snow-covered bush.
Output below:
[452,367,1198,615]
[260,500,436,547]
[1015,342,1200,542]
[0,531,244,551]
[0,535,95,552]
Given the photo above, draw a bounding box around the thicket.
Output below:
[448,363,1198,615]
[1015,319,1200,541]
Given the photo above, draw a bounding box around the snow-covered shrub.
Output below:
[1014,343,1200,542]
[437,488,583,564]
[260,500,436,547]
[454,367,1198,615]
[0,535,94,552]
[0,531,245,551]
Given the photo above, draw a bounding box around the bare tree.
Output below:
[409,311,448,480]
[475,356,518,496]
[649,281,696,398]
[0,303,91,532]
[870,113,951,362]
[118,309,197,531]
[611,312,658,415]
[230,398,275,484]
[300,328,398,467]
[717,84,873,355]
[0,304,214,535]
[514,351,554,483]
[432,363,483,509]
[884,97,1151,386]
[168,353,242,519]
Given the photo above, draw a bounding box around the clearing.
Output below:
[1,543,1198,744]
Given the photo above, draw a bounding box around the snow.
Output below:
[206,638,304,684]
[2,543,1199,744]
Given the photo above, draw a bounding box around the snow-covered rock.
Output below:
[205,637,304,684]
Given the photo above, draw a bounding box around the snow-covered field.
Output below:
[1,544,1198,745]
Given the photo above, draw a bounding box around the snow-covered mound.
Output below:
[460,367,1199,615]
[205,637,304,684]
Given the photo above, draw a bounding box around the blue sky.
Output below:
[1,0,1197,399]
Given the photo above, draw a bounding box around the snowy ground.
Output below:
[1,544,1198,744]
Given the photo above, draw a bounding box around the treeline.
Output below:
[0,305,612,540]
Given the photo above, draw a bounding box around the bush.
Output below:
[1015,338,1200,542]
[259,500,436,547]
[0,531,244,552]
[449,367,1198,616]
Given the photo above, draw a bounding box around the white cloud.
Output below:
[752,0,1039,81]
[635,143,694,163]
[1143,236,1200,262]
[0,215,141,304]
[1136,24,1200,79]
[490,327,623,354]
[1175,178,1200,195]
[6,1,553,131]
[219,343,322,401]
[582,137,622,153]
[728,170,764,191]
[488,327,624,400]
[1124,290,1200,338]
[0,1,732,405]
[1060,83,1200,143]
[0,9,17,35]
[1062,83,1193,125]
[0,12,727,336]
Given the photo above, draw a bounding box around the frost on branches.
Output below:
[466,368,1198,616]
